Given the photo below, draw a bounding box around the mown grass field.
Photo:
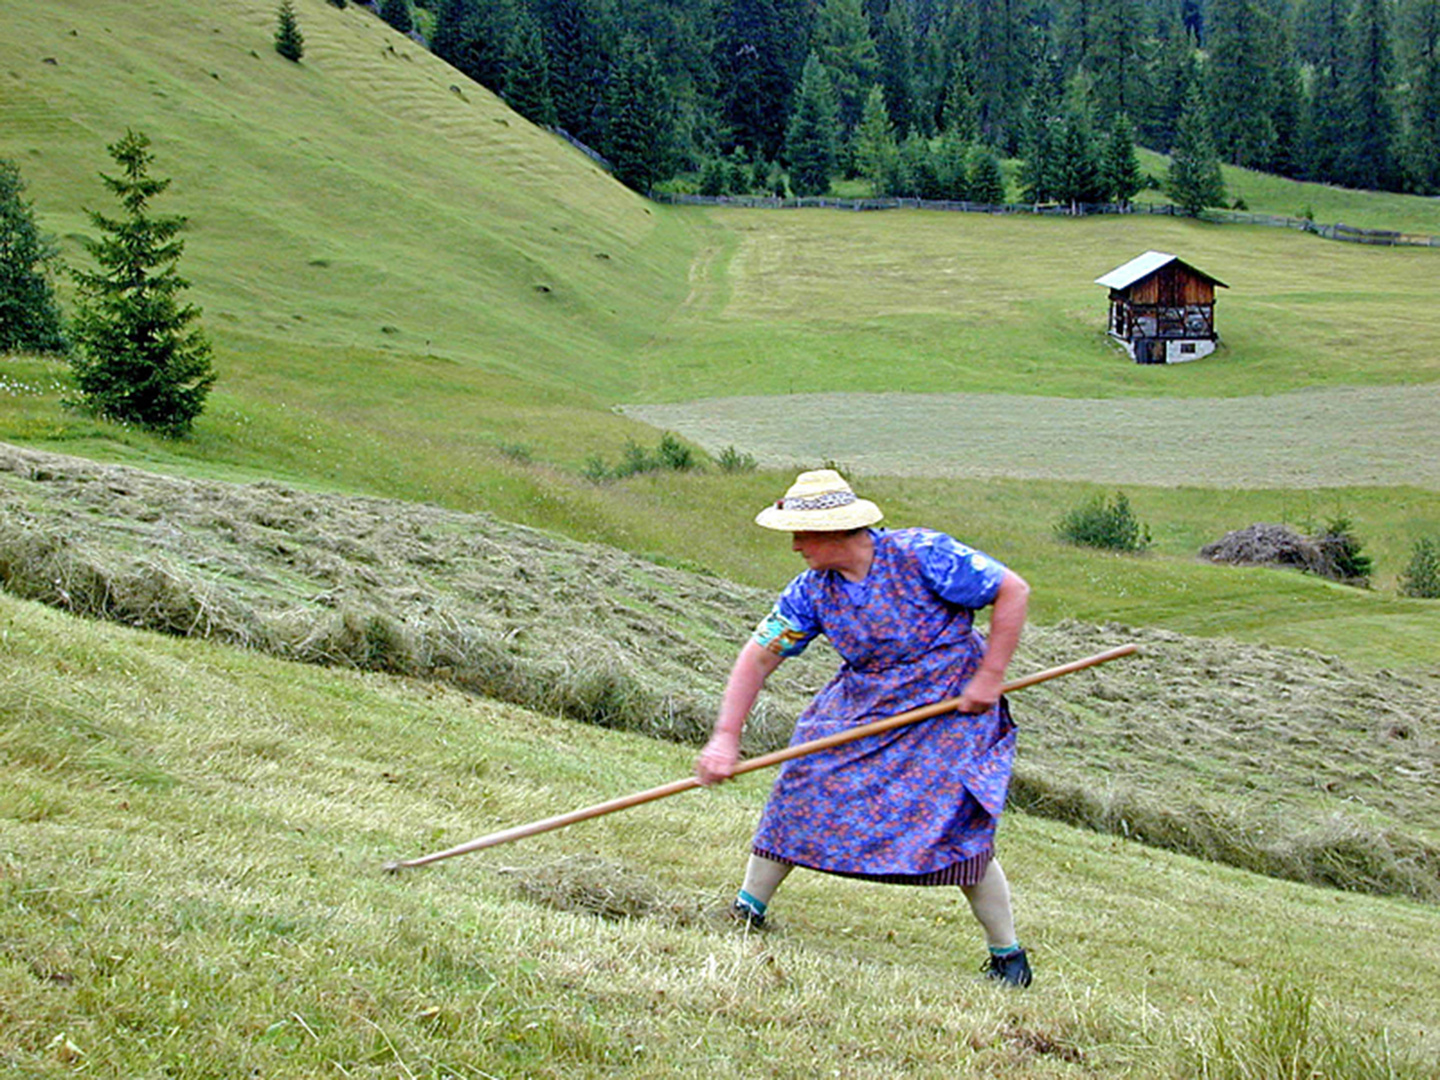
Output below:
[5,591,1440,1078]
[1,0,1439,1075]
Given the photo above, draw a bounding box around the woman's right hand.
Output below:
[696,732,741,786]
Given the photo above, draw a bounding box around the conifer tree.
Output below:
[942,66,980,141]
[69,131,215,437]
[1054,105,1105,210]
[274,0,304,62]
[813,0,881,135]
[1205,0,1281,167]
[603,37,670,193]
[966,143,1007,203]
[785,53,841,195]
[533,0,605,144]
[854,84,900,195]
[1019,84,1061,203]
[714,0,794,161]
[964,0,1032,151]
[1165,83,1226,214]
[380,0,414,36]
[1402,0,1440,192]
[504,12,557,127]
[1100,112,1144,205]
[933,129,971,200]
[432,0,479,70]
[0,159,66,354]
[873,1,917,139]
[1339,0,1399,189]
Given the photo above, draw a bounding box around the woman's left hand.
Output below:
[957,668,1004,713]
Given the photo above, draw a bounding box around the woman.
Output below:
[696,469,1033,987]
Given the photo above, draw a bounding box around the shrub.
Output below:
[716,445,757,473]
[655,432,696,471]
[1054,492,1151,552]
[583,434,699,481]
[1400,536,1440,598]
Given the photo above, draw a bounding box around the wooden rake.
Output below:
[382,642,1139,873]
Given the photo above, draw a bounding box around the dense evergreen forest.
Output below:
[391,0,1438,200]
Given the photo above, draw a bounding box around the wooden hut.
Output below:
[1094,251,1228,364]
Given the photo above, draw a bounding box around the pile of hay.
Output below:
[1199,523,1324,571]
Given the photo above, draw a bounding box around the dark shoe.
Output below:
[729,899,767,930]
[982,948,1032,988]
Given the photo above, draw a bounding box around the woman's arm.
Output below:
[957,569,1029,713]
[696,639,784,785]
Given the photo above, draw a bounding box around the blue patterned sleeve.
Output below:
[751,574,822,657]
[914,530,1008,608]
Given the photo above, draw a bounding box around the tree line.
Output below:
[398,0,1440,200]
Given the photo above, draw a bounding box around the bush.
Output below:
[1054,492,1151,552]
[716,445,757,473]
[583,433,699,481]
[1400,536,1440,598]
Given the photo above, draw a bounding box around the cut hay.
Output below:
[1199,523,1322,570]
[493,855,707,925]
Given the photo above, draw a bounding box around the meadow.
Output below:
[1,0,1439,1075]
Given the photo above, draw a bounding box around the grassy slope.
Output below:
[2,0,1438,672]
[4,591,1439,1077]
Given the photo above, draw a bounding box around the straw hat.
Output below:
[754,469,884,532]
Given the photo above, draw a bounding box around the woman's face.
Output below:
[790,530,854,572]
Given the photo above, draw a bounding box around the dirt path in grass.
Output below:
[622,384,1440,489]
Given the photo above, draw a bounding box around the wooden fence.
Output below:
[649,192,1440,248]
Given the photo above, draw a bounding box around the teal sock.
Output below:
[989,942,1022,957]
[736,890,768,917]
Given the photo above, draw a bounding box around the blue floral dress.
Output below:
[749,528,1016,886]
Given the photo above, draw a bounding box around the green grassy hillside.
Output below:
[4,589,1438,1077]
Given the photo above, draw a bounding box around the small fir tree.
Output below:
[0,159,67,353]
[274,0,304,62]
[966,144,1007,204]
[1166,83,1226,215]
[785,53,841,196]
[853,84,899,195]
[1100,112,1144,205]
[69,131,215,437]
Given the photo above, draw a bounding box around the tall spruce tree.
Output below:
[69,131,215,437]
[1054,105,1105,209]
[504,12,557,127]
[1166,83,1226,214]
[1206,0,1282,168]
[854,84,900,195]
[1100,111,1144,205]
[873,0,917,139]
[432,0,480,70]
[964,0,1032,152]
[380,0,414,36]
[274,0,304,62]
[714,0,794,160]
[0,159,66,354]
[603,37,670,193]
[1339,0,1399,189]
[1085,0,1147,127]
[813,0,882,137]
[1402,0,1440,191]
[785,53,841,195]
[533,0,606,144]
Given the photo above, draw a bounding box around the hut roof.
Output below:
[1094,250,1228,291]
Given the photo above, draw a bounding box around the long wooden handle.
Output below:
[383,643,1138,871]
